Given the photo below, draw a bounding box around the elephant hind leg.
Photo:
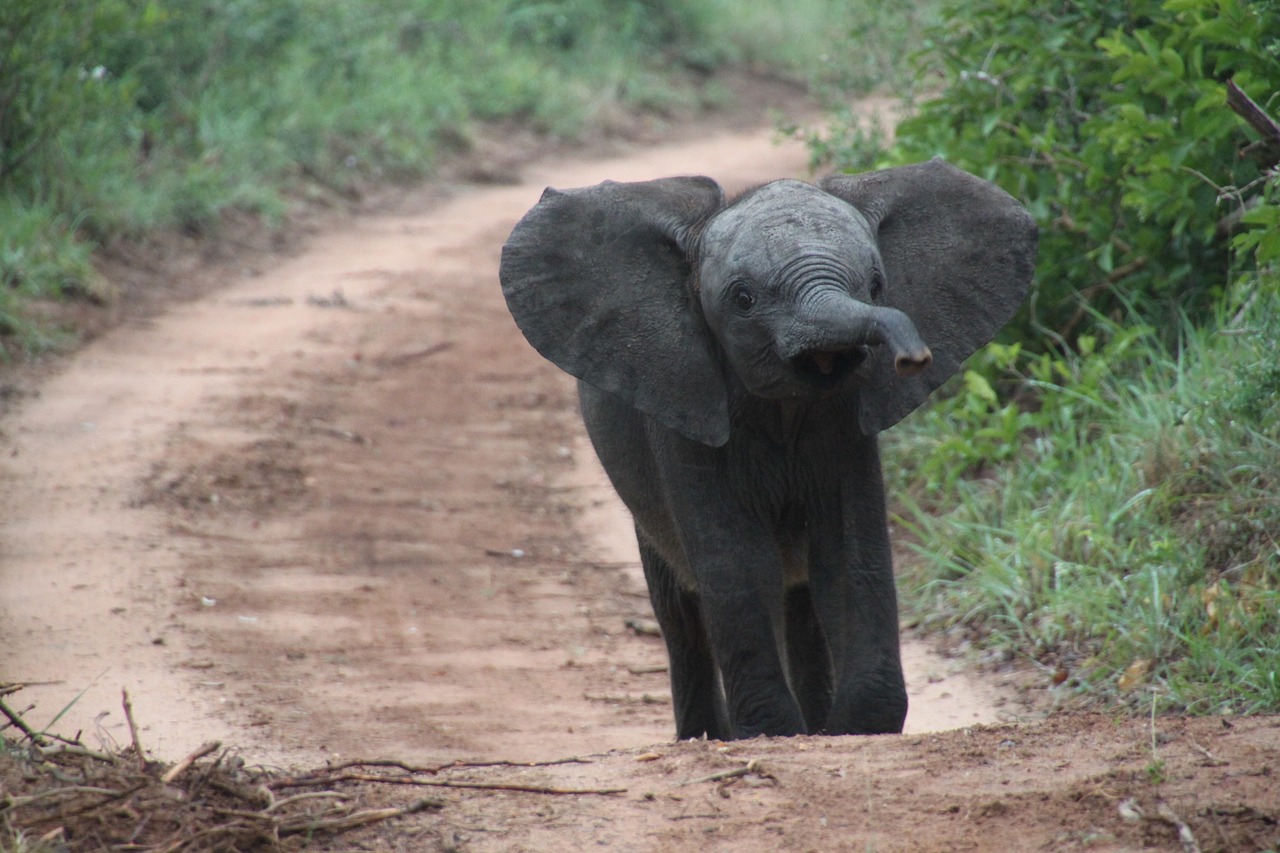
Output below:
[638,535,728,740]
[785,584,833,733]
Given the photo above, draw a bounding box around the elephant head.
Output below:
[499,159,1038,446]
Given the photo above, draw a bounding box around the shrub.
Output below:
[816,0,1280,345]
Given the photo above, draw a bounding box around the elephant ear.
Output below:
[821,159,1038,434]
[500,176,730,446]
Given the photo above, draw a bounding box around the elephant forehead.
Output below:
[704,180,874,271]
[711,181,868,243]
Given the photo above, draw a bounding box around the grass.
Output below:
[702,0,940,95]
[884,289,1280,715]
[0,1,939,356]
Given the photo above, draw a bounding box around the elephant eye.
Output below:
[731,281,755,312]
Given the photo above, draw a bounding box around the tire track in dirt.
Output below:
[1,117,1011,768]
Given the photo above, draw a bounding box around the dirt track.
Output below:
[2,116,1277,850]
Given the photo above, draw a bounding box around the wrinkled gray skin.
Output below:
[500,159,1037,739]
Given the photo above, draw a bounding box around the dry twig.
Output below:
[0,696,48,746]
[378,341,455,368]
[627,664,668,675]
[34,743,117,764]
[17,781,149,824]
[160,741,222,784]
[2,785,124,811]
[674,759,774,788]
[121,688,146,770]
[272,770,624,796]
[287,754,593,779]
[277,797,442,833]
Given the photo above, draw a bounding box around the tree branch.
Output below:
[1227,79,1280,166]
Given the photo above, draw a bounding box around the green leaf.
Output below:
[964,370,999,405]
[1160,47,1185,77]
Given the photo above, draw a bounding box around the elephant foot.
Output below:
[819,667,908,735]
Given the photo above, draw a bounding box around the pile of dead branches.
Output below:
[1,684,623,851]
[2,718,440,851]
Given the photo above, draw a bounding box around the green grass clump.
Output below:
[0,200,98,354]
[887,290,1280,714]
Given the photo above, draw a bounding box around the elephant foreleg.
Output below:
[808,441,908,735]
[785,584,833,733]
[638,534,728,740]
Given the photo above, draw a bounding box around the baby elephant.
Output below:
[500,160,1036,739]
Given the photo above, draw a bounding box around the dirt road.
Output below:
[2,118,1277,851]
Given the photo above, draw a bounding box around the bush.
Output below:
[816,0,1280,345]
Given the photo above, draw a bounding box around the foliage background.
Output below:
[811,0,1280,713]
[0,0,921,352]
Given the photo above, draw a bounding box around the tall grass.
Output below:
[886,290,1280,714]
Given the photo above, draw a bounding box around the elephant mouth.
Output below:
[792,346,869,383]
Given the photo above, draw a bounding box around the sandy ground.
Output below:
[2,115,1277,851]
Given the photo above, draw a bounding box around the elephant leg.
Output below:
[785,584,832,733]
[810,560,906,735]
[649,437,806,739]
[809,440,907,735]
[695,563,806,738]
[638,534,727,740]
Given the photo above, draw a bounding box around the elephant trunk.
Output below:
[786,297,933,378]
